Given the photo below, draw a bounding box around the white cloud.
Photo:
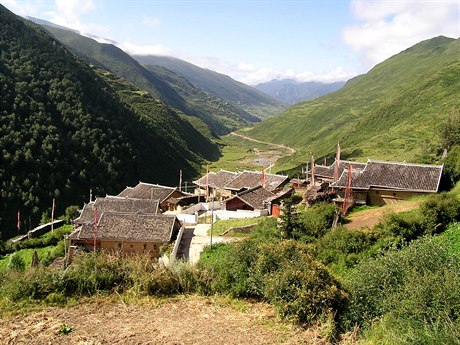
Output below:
[142,16,160,30]
[1,0,43,17]
[118,42,171,56]
[343,0,460,67]
[44,0,110,38]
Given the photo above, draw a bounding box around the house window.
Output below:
[117,242,122,249]
[143,244,147,251]
[130,244,134,248]
[393,192,397,196]
[153,244,157,250]
[375,191,379,194]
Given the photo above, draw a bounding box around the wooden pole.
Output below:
[51,198,55,233]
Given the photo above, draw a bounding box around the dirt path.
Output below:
[230,132,296,155]
[344,200,422,230]
[0,296,327,345]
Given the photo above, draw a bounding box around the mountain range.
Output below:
[29,17,286,135]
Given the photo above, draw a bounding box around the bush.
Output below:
[64,205,80,224]
[250,217,280,241]
[298,203,337,241]
[7,252,25,271]
[12,225,73,251]
[315,227,375,268]
[374,210,424,242]
[198,239,346,325]
[420,192,460,234]
[341,236,460,334]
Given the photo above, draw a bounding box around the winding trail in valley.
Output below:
[230,132,296,155]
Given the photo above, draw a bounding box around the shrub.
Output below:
[420,192,460,234]
[315,227,375,268]
[297,203,337,241]
[198,239,346,325]
[341,236,460,333]
[374,210,424,241]
[64,205,80,224]
[7,252,25,271]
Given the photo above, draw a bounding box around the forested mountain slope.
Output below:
[31,19,266,135]
[0,5,216,238]
[133,55,287,119]
[249,36,460,165]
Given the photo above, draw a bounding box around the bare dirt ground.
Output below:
[344,199,422,230]
[0,296,331,345]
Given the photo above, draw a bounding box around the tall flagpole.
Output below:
[17,209,20,236]
[205,164,209,202]
[310,154,315,186]
[179,170,182,192]
[51,198,55,233]
[93,207,98,252]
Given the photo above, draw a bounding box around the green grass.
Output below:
[0,245,56,270]
[209,217,261,236]
[435,222,460,255]
[0,225,73,270]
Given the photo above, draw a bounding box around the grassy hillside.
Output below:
[133,55,287,119]
[34,20,263,135]
[0,5,214,238]
[248,36,460,166]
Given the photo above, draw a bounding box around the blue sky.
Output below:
[2,0,459,84]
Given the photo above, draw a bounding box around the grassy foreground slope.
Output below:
[249,36,460,164]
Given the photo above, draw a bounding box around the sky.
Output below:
[1,0,459,85]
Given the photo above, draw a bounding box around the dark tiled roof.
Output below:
[74,202,95,225]
[117,182,177,202]
[226,186,275,209]
[330,160,443,192]
[224,171,288,191]
[312,160,367,179]
[70,213,178,243]
[73,197,159,225]
[117,187,133,197]
[193,170,237,189]
[168,195,205,206]
[267,188,294,203]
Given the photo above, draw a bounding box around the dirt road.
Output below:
[230,132,296,155]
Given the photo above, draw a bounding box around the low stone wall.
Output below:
[170,224,186,263]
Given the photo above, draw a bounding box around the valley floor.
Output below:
[0,296,329,345]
